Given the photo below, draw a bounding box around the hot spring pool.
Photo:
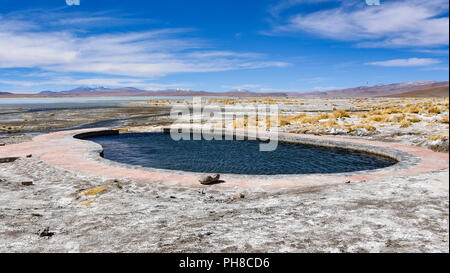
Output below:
[87,133,397,175]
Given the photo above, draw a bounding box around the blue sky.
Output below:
[0,0,448,93]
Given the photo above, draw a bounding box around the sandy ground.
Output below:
[0,98,448,252]
[0,156,447,253]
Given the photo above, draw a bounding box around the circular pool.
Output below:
[87,133,397,175]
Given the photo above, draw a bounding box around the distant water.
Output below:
[0,96,188,110]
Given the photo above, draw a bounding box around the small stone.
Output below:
[0,143,5,146]
[233,193,245,199]
[26,154,32,158]
[170,196,176,199]
[199,173,220,185]
[21,181,33,186]
[345,181,351,184]
[39,227,54,238]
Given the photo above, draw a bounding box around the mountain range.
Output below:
[296,81,449,97]
[0,81,448,98]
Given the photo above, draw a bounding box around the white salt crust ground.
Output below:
[0,156,448,253]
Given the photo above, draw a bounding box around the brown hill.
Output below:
[294,81,449,98]
[386,86,449,98]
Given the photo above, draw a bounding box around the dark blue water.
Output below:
[88,133,397,175]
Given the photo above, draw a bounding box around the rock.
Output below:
[0,157,19,163]
[233,193,245,199]
[21,181,33,186]
[345,181,351,184]
[0,143,5,146]
[199,173,220,185]
[39,227,54,238]
[26,154,32,158]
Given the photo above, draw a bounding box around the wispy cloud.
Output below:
[270,0,336,17]
[269,0,449,48]
[0,12,289,79]
[366,58,440,67]
[220,84,261,90]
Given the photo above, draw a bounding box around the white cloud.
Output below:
[270,0,336,17]
[271,0,449,48]
[221,84,261,90]
[312,86,343,91]
[366,57,440,67]
[0,15,289,78]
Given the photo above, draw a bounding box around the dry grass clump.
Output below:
[428,133,449,141]
[407,116,421,123]
[280,113,332,126]
[278,113,307,126]
[299,114,325,124]
[233,116,274,129]
[388,114,406,123]
[438,115,449,124]
[82,186,110,197]
[405,105,423,114]
[321,119,338,128]
[399,119,412,128]
[347,124,376,132]
[332,110,350,119]
[427,106,442,114]
[316,113,330,120]
[366,114,389,122]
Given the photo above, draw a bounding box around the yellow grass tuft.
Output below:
[388,114,406,123]
[407,116,421,123]
[332,110,350,119]
[366,114,389,122]
[438,115,449,124]
[322,119,338,128]
[428,133,449,141]
[348,125,376,132]
[82,186,110,197]
[81,200,96,207]
[427,106,442,114]
[399,119,412,128]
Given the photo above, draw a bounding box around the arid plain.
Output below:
[0,96,448,252]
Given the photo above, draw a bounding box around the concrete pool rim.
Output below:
[1,127,448,189]
[75,129,413,177]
